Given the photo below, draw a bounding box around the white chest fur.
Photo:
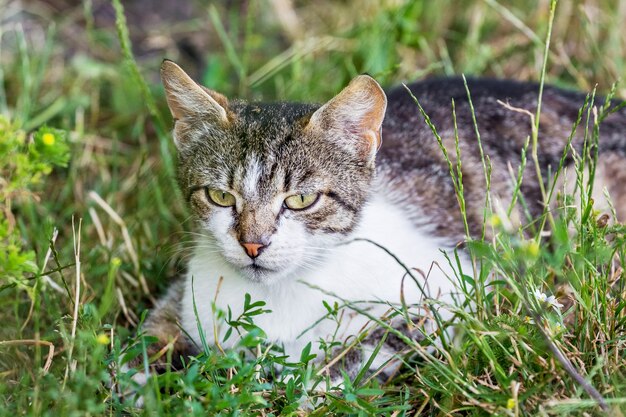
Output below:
[180,196,469,359]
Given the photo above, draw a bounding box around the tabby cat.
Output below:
[133,60,626,381]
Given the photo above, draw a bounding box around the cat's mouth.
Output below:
[246,263,274,272]
[240,262,279,282]
[220,249,283,281]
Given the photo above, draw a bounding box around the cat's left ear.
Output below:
[307,75,387,161]
[160,59,230,125]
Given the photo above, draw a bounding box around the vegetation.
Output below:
[1,0,625,415]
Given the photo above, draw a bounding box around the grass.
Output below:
[1,0,626,415]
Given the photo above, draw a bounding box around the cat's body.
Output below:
[136,62,626,379]
[380,77,626,237]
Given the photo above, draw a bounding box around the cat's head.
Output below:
[161,60,387,284]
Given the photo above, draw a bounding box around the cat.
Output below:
[128,60,626,384]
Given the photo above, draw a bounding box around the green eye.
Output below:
[207,189,236,207]
[284,193,319,210]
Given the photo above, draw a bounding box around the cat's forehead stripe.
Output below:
[242,155,262,198]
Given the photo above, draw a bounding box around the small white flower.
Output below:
[545,295,564,310]
[533,289,547,302]
[533,289,564,311]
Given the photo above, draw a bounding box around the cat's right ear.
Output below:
[160,59,230,128]
[307,75,387,162]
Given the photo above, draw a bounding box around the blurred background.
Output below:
[4,0,626,102]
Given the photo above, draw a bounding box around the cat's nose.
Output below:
[240,242,266,259]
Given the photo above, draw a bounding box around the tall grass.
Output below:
[1,0,625,415]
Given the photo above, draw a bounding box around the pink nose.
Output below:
[241,242,265,259]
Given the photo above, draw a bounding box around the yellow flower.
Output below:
[96,333,110,345]
[111,257,122,267]
[42,133,56,146]
[522,240,540,258]
[489,214,502,228]
[506,398,516,409]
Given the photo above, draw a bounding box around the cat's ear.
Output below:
[307,75,387,160]
[160,60,229,124]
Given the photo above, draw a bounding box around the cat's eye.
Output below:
[284,193,319,210]
[206,189,236,207]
